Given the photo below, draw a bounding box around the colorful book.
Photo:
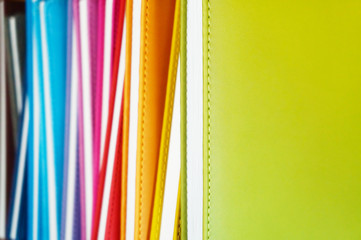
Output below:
[182,1,361,239]
[150,0,181,238]
[134,0,176,239]
[91,0,126,238]
[26,0,68,239]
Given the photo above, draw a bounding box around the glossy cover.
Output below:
[134,0,176,238]
[203,1,361,239]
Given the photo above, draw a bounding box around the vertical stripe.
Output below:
[39,3,59,239]
[186,0,203,239]
[125,0,141,237]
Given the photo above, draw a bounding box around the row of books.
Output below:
[1,0,181,239]
[1,0,361,240]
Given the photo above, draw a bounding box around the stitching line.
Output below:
[138,0,149,238]
[177,213,181,239]
[154,14,180,238]
[206,0,211,239]
[184,0,189,238]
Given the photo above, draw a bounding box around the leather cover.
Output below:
[203,1,361,239]
[134,0,176,239]
[150,0,180,237]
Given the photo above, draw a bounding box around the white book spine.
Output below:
[186,0,203,239]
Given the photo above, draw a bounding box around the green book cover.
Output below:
[202,1,361,239]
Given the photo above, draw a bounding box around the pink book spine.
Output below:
[87,0,101,220]
[91,0,106,226]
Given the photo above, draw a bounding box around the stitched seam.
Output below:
[183,0,189,237]
[138,0,149,239]
[154,19,180,238]
[184,0,189,238]
[177,213,181,239]
[183,0,189,239]
[206,0,211,239]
